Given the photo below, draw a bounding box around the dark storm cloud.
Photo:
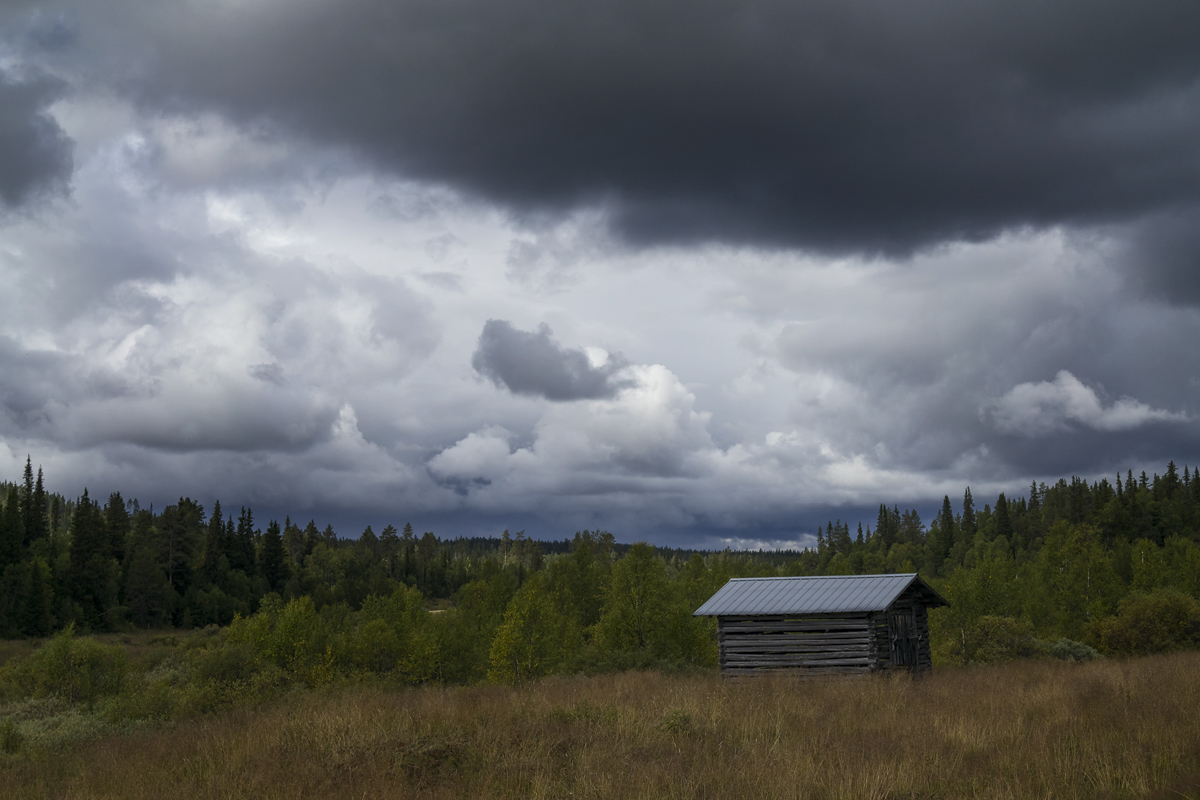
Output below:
[69,0,1200,260]
[472,320,630,401]
[1118,206,1200,304]
[0,71,72,208]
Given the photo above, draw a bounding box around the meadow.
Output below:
[2,651,1199,800]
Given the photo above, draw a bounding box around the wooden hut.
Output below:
[693,574,948,676]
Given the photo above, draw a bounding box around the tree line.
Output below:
[2,457,1200,678]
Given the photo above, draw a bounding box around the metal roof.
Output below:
[693,573,948,616]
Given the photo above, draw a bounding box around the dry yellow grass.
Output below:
[3,653,1200,799]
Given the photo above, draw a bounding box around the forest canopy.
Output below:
[2,457,1200,686]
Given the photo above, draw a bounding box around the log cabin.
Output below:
[693,573,949,676]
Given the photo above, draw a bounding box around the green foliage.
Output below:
[7,625,126,709]
[0,717,22,754]
[1047,638,1099,662]
[488,572,573,683]
[1098,590,1200,655]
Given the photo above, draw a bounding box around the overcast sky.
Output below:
[2,0,1200,548]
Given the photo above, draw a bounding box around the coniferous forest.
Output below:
[1,455,1199,695]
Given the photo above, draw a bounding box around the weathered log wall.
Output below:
[717,615,876,675]
[716,586,935,676]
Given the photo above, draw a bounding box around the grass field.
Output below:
[3,653,1199,799]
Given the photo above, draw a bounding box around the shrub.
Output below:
[13,625,127,709]
[1047,638,1100,662]
[1098,589,1200,655]
[970,616,1043,663]
[0,718,22,755]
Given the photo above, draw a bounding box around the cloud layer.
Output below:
[31,0,1200,260]
[1,2,1200,546]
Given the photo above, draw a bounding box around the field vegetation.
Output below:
[2,653,1199,799]
[4,459,1200,794]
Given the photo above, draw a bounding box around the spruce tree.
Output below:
[961,487,977,541]
[159,498,204,598]
[934,495,955,571]
[995,493,1013,548]
[0,486,23,568]
[232,507,257,575]
[876,504,893,550]
[20,457,35,543]
[303,520,321,556]
[69,489,118,630]
[201,500,226,584]
[29,467,48,543]
[260,519,286,593]
[359,525,379,555]
[379,524,399,576]
[104,492,130,562]
[124,511,170,628]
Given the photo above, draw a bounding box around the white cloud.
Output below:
[983,370,1188,436]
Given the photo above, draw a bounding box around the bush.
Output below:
[0,718,22,754]
[12,625,127,709]
[970,616,1043,663]
[1047,638,1100,662]
[1098,589,1200,655]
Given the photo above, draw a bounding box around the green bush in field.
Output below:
[9,625,127,710]
[967,616,1043,663]
[1098,589,1200,655]
[1047,638,1100,662]
[0,718,22,754]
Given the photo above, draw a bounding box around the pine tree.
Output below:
[69,489,118,630]
[159,498,204,598]
[876,504,894,550]
[260,519,286,593]
[232,507,257,575]
[124,511,170,628]
[934,495,955,572]
[0,486,23,568]
[20,457,35,544]
[303,520,321,556]
[995,493,1013,548]
[379,524,399,576]
[359,525,379,556]
[962,487,977,541]
[1163,461,1180,499]
[201,500,226,584]
[28,467,48,543]
[900,508,925,545]
[104,492,130,562]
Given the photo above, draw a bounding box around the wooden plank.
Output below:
[720,640,871,652]
[720,633,873,642]
[722,653,873,663]
[721,657,871,667]
[719,620,870,632]
[720,640,870,653]
[722,649,871,660]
